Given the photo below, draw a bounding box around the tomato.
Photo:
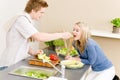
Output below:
[49,54,58,61]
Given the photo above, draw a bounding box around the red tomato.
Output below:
[49,54,58,61]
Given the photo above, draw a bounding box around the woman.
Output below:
[66,22,115,80]
[0,0,72,70]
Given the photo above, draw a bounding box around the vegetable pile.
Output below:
[25,70,49,79]
[57,48,78,56]
[14,68,54,79]
[37,53,59,61]
[37,54,50,62]
[44,39,64,47]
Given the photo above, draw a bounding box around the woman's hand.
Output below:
[65,55,72,60]
[65,55,81,61]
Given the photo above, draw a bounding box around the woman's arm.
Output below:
[80,45,97,65]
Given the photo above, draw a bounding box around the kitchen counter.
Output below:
[0,48,90,80]
[0,57,89,80]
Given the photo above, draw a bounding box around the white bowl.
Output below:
[60,60,84,69]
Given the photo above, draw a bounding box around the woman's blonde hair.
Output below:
[25,0,48,13]
[74,22,91,53]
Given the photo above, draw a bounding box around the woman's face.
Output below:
[31,8,46,20]
[72,24,82,40]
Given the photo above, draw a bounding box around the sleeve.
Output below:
[81,44,97,65]
[15,16,38,39]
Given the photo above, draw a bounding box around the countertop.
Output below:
[0,49,90,80]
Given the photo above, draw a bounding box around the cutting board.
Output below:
[28,58,60,68]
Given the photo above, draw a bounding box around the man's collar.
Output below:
[24,13,33,23]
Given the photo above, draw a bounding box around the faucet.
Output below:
[47,61,65,78]
[41,57,65,78]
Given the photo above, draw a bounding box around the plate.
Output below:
[9,66,58,79]
[60,60,84,69]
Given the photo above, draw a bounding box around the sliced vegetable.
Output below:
[37,54,50,62]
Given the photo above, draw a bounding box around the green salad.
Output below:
[25,70,49,79]
[58,48,78,56]
[58,48,69,56]
[69,49,78,56]
[12,67,56,79]
[61,60,84,69]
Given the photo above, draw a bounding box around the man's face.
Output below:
[31,8,47,20]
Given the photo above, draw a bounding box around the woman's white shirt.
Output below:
[0,13,38,66]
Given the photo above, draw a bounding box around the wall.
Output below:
[39,0,120,33]
[1,0,120,52]
[0,0,26,56]
[0,0,39,56]
[0,0,120,76]
[38,0,120,76]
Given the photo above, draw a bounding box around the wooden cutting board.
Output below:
[28,58,60,68]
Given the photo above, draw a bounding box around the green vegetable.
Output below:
[44,39,64,47]
[58,48,78,56]
[14,68,52,79]
[53,39,64,47]
[25,71,49,79]
[58,48,69,56]
[70,49,78,56]
[37,54,50,62]
[45,41,54,46]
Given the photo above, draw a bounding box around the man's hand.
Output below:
[34,49,44,55]
[62,32,73,39]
